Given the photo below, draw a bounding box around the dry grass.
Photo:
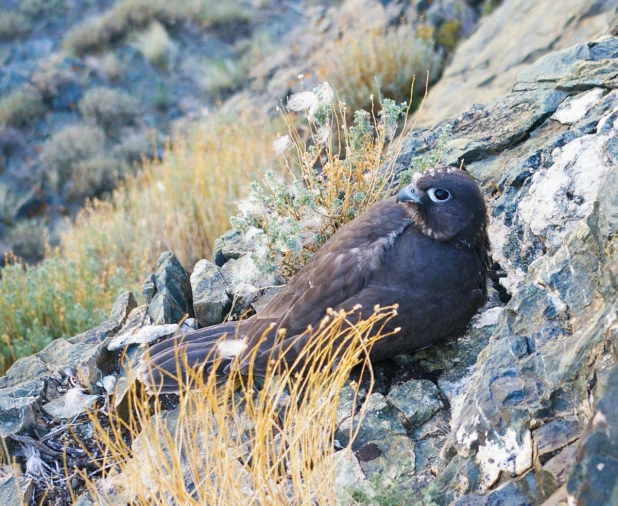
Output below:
[316,23,441,114]
[64,0,253,56]
[0,87,45,127]
[75,306,398,505]
[61,111,279,275]
[130,22,176,69]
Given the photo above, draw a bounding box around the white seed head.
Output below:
[217,339,248,358]
[273,135,292,156]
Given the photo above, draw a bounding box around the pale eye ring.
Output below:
[428,188,451,202]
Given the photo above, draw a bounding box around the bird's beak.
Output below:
[397,185,423,204]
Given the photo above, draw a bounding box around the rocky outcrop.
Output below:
[416,0,618,127]
[2,34,618,505]
[391,35,618,505]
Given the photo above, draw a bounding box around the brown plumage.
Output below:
[140,167,490,394]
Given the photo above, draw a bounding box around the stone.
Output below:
[0,379,45,437]
[42,387,98,419]
[336,393,407,450]
[386,379,443,429]
[356,435,415,478]
[107,324,180,351]
[142,251,193,325]
[252,286,284,313]
[109,291,138,326]
[567,365,618,505]
[0,474,34,506]
[190,260,232,327]
[551,88,605,125]
[415,0,618,126]
[214,229,255,267]
[533,417,583,461]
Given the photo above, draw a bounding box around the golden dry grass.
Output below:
[61,112,279,274]
[75,306,399,505]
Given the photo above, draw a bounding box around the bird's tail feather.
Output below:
[138,321,246,395]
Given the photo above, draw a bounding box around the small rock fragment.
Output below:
[190,259,232,327]
[387,379,443,428]
[142,251,193,325]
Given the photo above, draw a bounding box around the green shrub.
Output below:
[71,156,123,200]
[0,183,19,225]
[40,124,107,192]
[436,20,461,51]
[130,22,176,69]
[6,220,47,263]
[0,254,134,375]
[0,88,45,127]
[230,85,409,278]
[317,24,442,114]
[64,0,253,55]
[482,0,502,15]
[113,131,154,164]
[201,59,244,95]
[78,87,138,134]
[99,53,125,81]
[20,0,66,18]
[0,12,31,41]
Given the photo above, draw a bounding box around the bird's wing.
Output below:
[236,197,412,367]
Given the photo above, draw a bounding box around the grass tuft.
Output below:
[316,23,441,114]
[64,0,253,56]
[75,306,398,505]
[78,87,139,135]
[0,87,46,128]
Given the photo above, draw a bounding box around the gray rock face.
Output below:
[416,0,618,126]
[567,365,618,505]
[387,36,618,505]
[0,474,34,506]
[142,251,194,325]
[190,259,232,327]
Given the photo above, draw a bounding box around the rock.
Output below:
[214,229,255,267]
[551,88,605,124]
[190,260,232,327]
[107,324,180,352]
[142,251,193,325]
[533,417,583,461]
[0,380,45,437]
[0,473,34,506]
[109,291,138,327]
[386,379,443,429]
[68,292,139,347]
[252,286,284,313]
[567,365,618,505]
[416,0,618,126]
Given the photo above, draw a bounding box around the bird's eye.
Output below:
[428,188,451,202]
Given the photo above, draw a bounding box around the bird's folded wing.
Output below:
[237,198,412,366]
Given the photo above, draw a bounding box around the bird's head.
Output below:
[397,167,487,243]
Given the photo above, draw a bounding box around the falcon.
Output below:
[140,167,490,394]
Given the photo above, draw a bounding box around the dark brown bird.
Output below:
[140,167,490,394]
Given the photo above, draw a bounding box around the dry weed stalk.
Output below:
[75,305,399,505]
